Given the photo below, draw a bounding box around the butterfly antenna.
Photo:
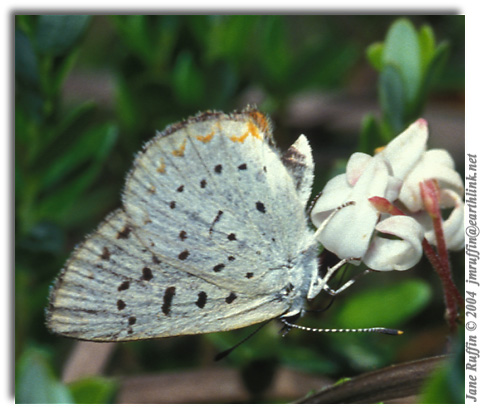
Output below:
[280,318,403,337]
[214,320,272,361]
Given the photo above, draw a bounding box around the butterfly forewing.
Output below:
[123,111,312,293]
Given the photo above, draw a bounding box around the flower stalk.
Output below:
[419,180,464,331]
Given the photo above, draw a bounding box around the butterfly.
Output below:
[47,107,377,342]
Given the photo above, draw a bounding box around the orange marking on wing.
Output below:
[157,158,166,173]
[230,132,249,143]
[247,121,261,139]
[196,132,214,143]
[172,139,187,157]
[246,109,270,136]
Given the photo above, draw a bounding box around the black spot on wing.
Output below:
[101,247,111,260]
[162,287,176,315]
[213,263,225,272]
[117,226,132,239]
[225,292,237,304]
[196,291,207,308]
[118,281,129,291]
[256,202,266,213]
[117,300,126,310]
[141,267,153,281]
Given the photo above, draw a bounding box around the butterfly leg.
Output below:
[312,201,355,242]
[323,267,373,296]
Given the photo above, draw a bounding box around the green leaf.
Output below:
[414,41,450,118]
[53,185,117,227]
[68,377,117,404]
[110,15,161,64]
[42,101,97,155]
[40,122,118,190]
[365,42,384,72]
[123,15,151,56]
[172,51,205,106]
[382,19,422,105]
[334,279,432,329]
[421,329,465,403]
[418,25,436,74]
[151,16,181,68]
[292,42,358,91]
[16,15,36,36]
[18,221,65,254]
[51,48,81,93]
[204,15,261,65]
[421,363,459,403]
[16,347,74,404]
[202,61,239,109]
[259,16,291,86]
[280,344,338,375]
[379,64,405,134]
[35,15,90,56]
[427,41,450,86]
[359,113,383,153]
[331,337,389,370]
[15,29,40,87]
[36,123,118,221]
[15,29,45,119]
[369,19,451,131]
[114,76,139,132]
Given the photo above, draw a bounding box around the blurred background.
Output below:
[15,15,465,403]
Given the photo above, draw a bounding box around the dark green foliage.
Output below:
[363,18,453,147]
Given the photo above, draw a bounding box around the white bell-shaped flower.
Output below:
[310,118,463,271]
[413,188,465,251]
[363,215,425,271]
[311,154,398,262]
[399,148,464,213]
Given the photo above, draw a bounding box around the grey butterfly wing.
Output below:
[281,134,314,207]
[47,109,319,341]
[123,110,315,296]
[47,209,290,341]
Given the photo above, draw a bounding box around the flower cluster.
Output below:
[311,119,464,272]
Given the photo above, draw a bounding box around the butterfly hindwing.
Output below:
[47,209,290,341]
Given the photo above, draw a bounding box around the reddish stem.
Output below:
[370,190,464,332]
[419,180,464,331]
[419,181,451,273]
